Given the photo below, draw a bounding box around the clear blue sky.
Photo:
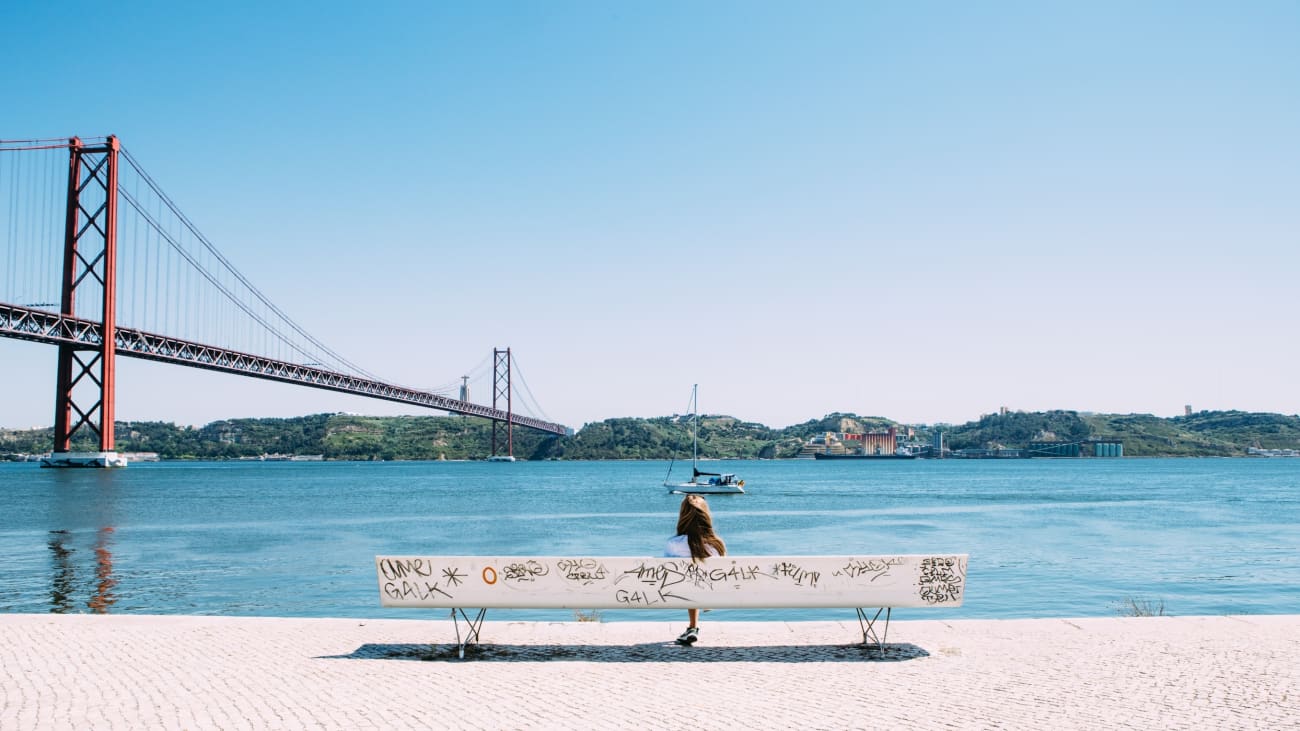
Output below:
[3,1,1298,430]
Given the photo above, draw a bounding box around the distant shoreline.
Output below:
[3,408,1299,460]
[4,453,1296,464]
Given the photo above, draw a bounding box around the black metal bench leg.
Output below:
[856,607,891,653]
[450,607,487,659]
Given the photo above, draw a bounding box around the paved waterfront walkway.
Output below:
[2,613,1297,729]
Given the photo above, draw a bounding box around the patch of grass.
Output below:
[1116,597,1167,617]
[573,609,603,622]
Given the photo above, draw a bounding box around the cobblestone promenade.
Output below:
[1,614,1296,729]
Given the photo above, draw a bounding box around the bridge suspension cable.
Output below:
[117,148,379,380]
[1,143,65,313]
[509,354,552,423]
[423,352,493,396]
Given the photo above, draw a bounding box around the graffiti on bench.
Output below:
[377,554,967,610]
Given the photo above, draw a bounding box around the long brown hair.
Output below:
[677,494,726,561]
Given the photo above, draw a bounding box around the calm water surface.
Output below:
[1,458,1297,621]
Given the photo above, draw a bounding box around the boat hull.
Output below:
[667,483,745,495]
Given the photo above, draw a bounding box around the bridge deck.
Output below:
[0,302,567,435]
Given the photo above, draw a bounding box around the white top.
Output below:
[665,534,720,558]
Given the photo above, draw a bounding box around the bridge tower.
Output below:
[490,348,513,459]
[45,136,124,468]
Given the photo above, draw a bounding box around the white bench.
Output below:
[376,554,968,657]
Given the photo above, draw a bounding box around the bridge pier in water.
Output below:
[44,136,125,469]
[489,347,514,461]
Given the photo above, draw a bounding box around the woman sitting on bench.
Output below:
[664,494,727,645]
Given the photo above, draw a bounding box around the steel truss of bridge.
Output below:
[0,302,568,436]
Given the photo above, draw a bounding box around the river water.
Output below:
[1,458,1296,621]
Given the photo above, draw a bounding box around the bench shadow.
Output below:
[319,642,929,663]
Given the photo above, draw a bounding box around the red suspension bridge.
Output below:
[1,136,568,466]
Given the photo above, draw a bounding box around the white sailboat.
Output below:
[664,384,745,494]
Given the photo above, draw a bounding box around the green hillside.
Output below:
[1081,411,1300,457]
[3,409,1299,461]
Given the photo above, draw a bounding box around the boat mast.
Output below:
[691,383,698,471]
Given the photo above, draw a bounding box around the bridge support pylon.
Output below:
[490,348,513,461]
[44,136,125,469]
